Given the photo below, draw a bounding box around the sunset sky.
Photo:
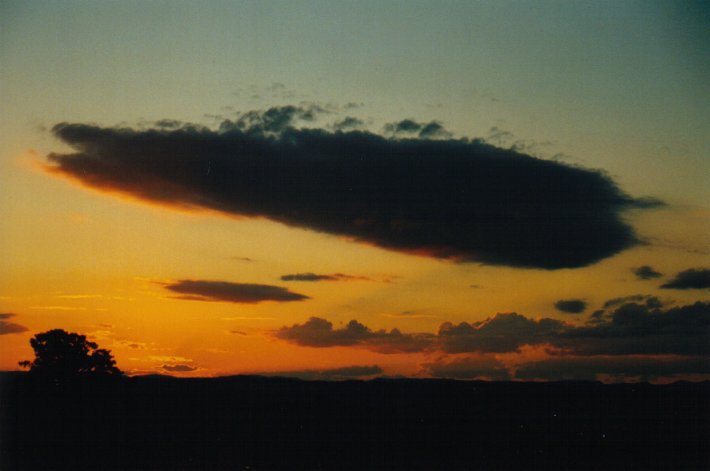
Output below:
[1,1,708,382]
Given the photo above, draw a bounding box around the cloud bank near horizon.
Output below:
[273,299,710,382]
[46,105,660,269]
[275,300,710,357]
[274,317,435,354]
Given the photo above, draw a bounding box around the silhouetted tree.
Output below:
[19,329,122,379]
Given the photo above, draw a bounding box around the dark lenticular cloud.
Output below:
[554,299,587,314]
[164,279,309,304]
[633,265,663,280]
[0,313,28,335]
[661,268,710,290]
[47,106,659,269]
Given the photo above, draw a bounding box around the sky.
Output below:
[1,0,708,382]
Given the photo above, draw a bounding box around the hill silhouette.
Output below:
[1,372,707,470]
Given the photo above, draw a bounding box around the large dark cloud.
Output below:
[633,265,663,280]
[661,268,710,290]
[515,355,710,382]
[554,299,587,314]
[274,317,435,354]
[46,106,659,269]
[0,313,28,335]
[164,280,309,303]
[259,365,383,381]
[422,356,511,380]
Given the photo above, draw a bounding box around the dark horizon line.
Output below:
[2,370,707,386]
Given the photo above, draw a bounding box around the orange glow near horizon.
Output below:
[1,160,707,383]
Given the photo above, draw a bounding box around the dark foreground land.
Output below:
[1,373,708,471]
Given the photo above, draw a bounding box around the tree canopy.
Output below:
[19,329,122,379]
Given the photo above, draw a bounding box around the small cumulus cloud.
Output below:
[554,299,587,314]
[418,121,452,139]
[228,104,327,133]
[163,279,309,304]
[438,314,568,353]
[274,317,435,354]
[333,116,365,131]
[661,268,710,290]
[0,313,28,335]
[602,294,663,310]
[633,265,663,280]
[383,119,451,139]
